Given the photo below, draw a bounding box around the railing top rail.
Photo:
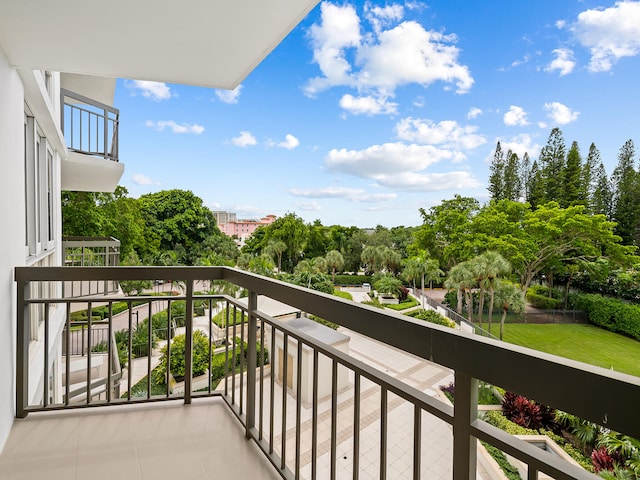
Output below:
[14,265,640,440]
[63,236,121,242]
[61,88,119,116]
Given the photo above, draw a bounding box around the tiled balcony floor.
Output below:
[0,398,280,480]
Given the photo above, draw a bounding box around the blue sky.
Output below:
[115,0,640,228]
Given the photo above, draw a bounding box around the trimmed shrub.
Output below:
[481,442,523,480]
[212,307,247,327]
[484,410,538,436]
[153,330,210,384]
[569,293,640,340]
[539,429,594,472]
[408,309,456,328]
[333,289,353,301]
[526,288,563,310]
[333,274,372,286]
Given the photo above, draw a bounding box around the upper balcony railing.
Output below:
[62,236,120,297]
[61,88,119,162]
[14,266,640,480]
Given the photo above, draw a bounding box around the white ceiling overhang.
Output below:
[0,0,319,89]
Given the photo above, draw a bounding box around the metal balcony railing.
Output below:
[62,236,120,297]
[15,266,640,480]
[61,88,119,162]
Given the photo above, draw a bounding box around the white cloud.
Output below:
[305,3,473,113]
[356,22,473,93]
[278,134,300,150]
[231,131,257,147]
[545,48,575,76]
[571,1,640,72]
[326,142,450,177]
[215,85,243,104]
[131,174,159,185]
[413,96,425,107]
[365,3,404,33]
[145,120,204,134]
[349,193,397,202]
[306,2,361,95]
[339,94,398,115]
[324,142,479,192]
[544,102,579,125]
[289,187,364,198]
[289,186,397,203]
[296,201,323,211]
[374,171,481,191]
[127,80,172,101]
[467,107,483,119]
[503,105,529,126]
[494,134,542,161]
[395,117,486,150]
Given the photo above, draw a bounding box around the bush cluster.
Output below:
[569,293,640,340]
[332,274,372,286]
[525,286,563,310]
[408,309,456,328]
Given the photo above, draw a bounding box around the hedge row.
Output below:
[569,293,640,340]
[333,274,372,286]
[525,287,563,310]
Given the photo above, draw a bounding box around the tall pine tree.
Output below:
[527,160,545,209]
[612,139,640,246]
[582,143,600,211]
[520,152,531,202]
[562,141,582,207]
[592,162,613,219]
[488,142,505,200]
[503,150,522,201]
[538,128,567,203]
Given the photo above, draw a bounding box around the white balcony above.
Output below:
[0,0,320,89]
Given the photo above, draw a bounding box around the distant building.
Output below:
[218,214,276,246]
[212,210,237,225]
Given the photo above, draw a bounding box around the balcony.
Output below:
[8,266,640,479]
[60,89,124,192]
[62,236,121,298]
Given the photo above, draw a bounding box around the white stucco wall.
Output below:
[0,46,26,452]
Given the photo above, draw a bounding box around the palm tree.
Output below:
[469,255,489,328]
[374,275,403,298]
[494,280,525,340]
[361,245,383,274]
[424,258,444,293]
[402,257,422,292]
[402,252,443,308]
[381,248,402,274]
[310,256,328,274]
[325,250,344,283]
[248,254,275,277]
[264,240,287,273]
[444,262,476,321]
[480,251,511,332]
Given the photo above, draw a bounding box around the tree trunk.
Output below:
[500,308,507,340]
[456,288,463,315]
[488,287,495,332]
[477,286,485,328]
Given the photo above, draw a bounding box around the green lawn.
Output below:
[486,323,640,378]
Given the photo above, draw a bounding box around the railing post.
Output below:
[103,102,108,161]
[16,280,30,418]
[184,279,194,404]
[246,289,258,438]
[452,371,478,480]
